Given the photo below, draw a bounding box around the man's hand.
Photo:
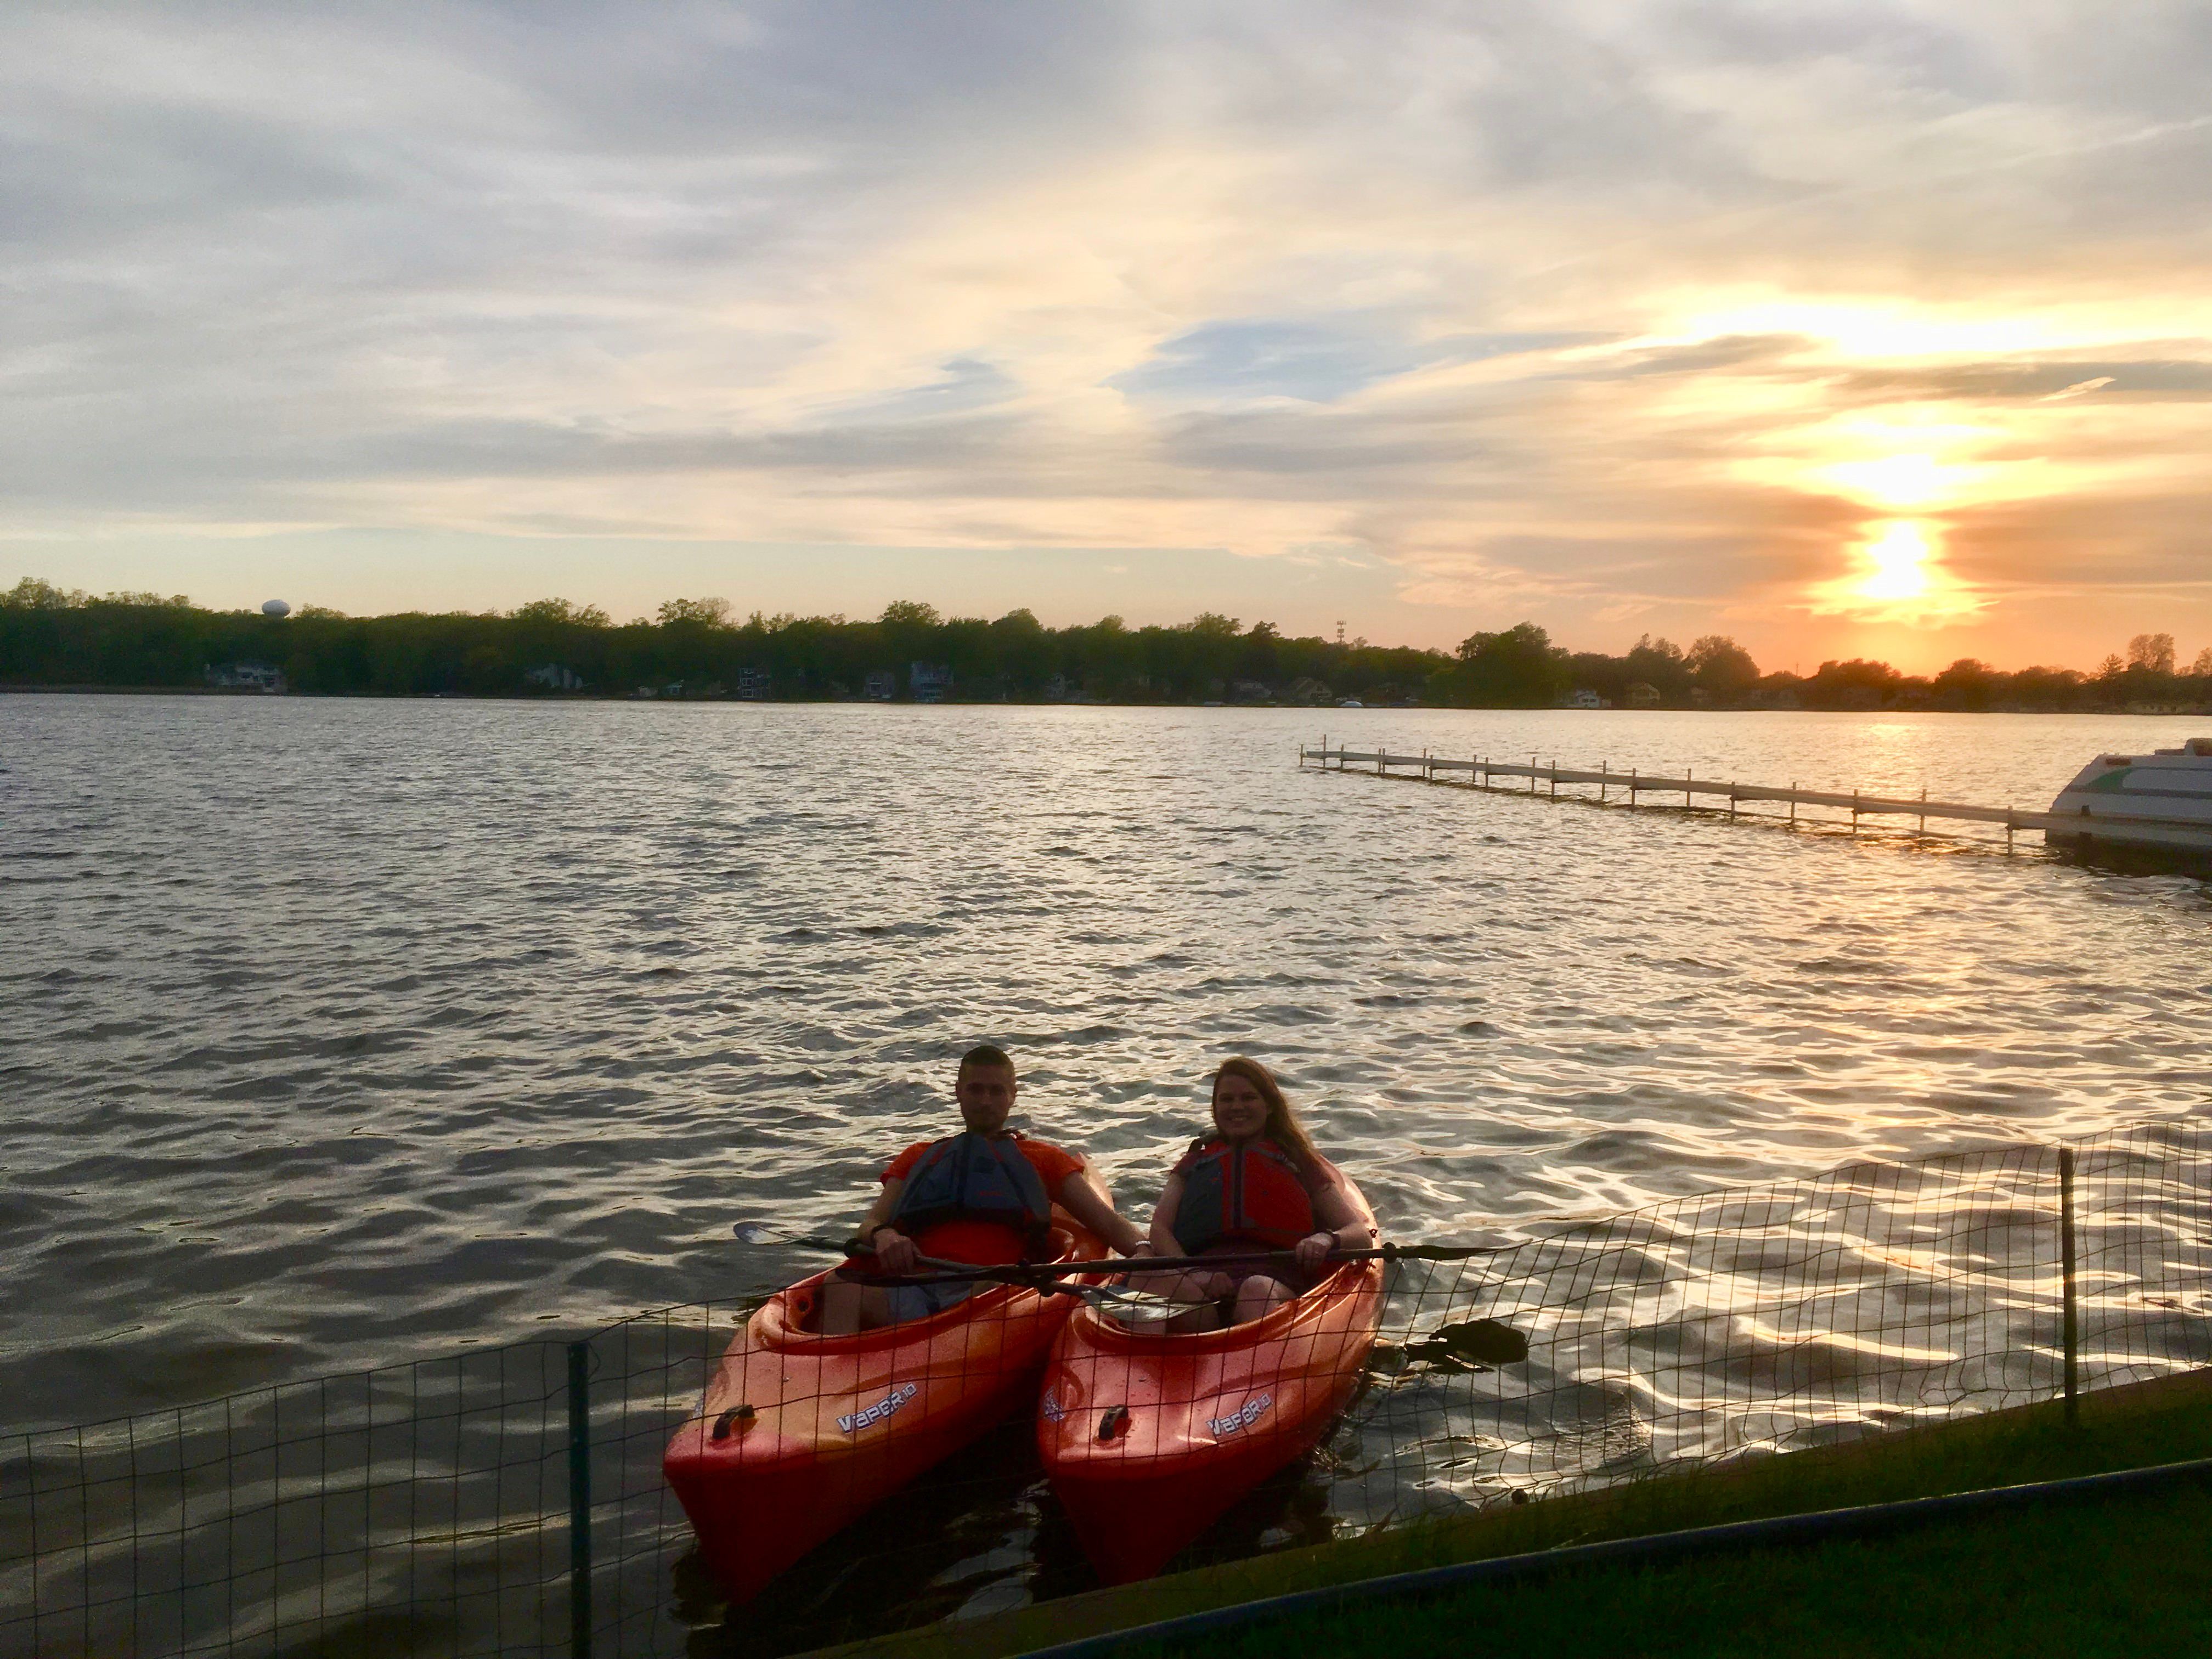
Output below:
[1293,1231,1337,1272]
[870,1228,920,1274]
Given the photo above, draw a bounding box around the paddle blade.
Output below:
[731,1223,856,1252]
[1381,1317,1531,1373]
[1434,1317,1530,1365]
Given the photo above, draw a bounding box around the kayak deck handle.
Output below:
[710,1404,757,1442]
[1097,1404,1130,1443]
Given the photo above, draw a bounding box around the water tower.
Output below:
[262,600,291,618]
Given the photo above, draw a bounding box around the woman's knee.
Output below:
[1232,1276,1293,1323]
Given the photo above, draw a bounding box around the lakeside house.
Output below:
[909,662,953,703]
[1624,681,1662,708]
[862,669,896,701]
[524,663,583,691]
[204,662,285,692]
[736,667,771,700]
[1559,688,1609,709]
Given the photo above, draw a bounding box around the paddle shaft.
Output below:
[733,1225,1503,1285]
[846,1240,1498,1286]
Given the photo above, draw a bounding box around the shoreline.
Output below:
[4,684,2208,716]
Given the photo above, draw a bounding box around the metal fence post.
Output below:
[567,1340,593,1658]
[2059,1148,2080,1426]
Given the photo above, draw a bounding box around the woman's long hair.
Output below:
[1211,1056,1324,1171]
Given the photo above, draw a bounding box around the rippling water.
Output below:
[6,696,2210,1438]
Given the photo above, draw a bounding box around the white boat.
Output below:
[2048,738,2212,858]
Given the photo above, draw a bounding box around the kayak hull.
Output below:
[1039,1184,1384,1584]
[664,1223,1104,1605]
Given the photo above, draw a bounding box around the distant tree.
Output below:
[986,608,1051,694]
[658,597,732,628]
[1624,634,1692,699]
[2009,666,2088,710]
[1931,658,2000,711]
[514,597,611,627]
[2194,646,2212,678]
[1802,658,1904,710]
[878,600,941,629]
[2097,653,2126,678]
[1238,620,1282,684]
[1685,635,1760,697]
[1180,612,1242,637]
[3,577,86,609]
[877,600,945,692]
[1439,622,1568,707]
[2127,633,2177,674]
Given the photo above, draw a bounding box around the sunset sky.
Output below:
[7,2,2211,672]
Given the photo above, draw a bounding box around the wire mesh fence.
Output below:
[5,1119,2208,1657]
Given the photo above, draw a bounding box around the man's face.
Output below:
[955,1063,1018,1133]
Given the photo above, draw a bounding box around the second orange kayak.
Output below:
[1037,1182,1384,1583]
[664,1218,1105,1605]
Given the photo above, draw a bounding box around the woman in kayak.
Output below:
[1147,1057,1374,1329]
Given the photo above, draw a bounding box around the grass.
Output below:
[815,1370,2212,1659]
[1137,1482,2212,1658]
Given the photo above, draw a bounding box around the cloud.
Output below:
[3,1,2210,664]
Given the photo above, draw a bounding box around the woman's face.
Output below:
[1212,1072,1269,1141]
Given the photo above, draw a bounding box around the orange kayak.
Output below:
[664,1220,1106,1604]
[1037,1182,1384,1584]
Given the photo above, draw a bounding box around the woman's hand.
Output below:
[870,1227,919,1274]
[1293,1231,1337,1272]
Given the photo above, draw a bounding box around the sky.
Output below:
[5,1,2211,674]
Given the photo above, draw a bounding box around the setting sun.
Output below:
[1808,518,1983,625]
[1857,521,1933,601]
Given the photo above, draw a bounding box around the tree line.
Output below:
[4,578,2209,713]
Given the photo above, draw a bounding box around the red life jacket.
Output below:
[1171,1137,1316,1254]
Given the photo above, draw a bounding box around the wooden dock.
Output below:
[1299,742,2097,852]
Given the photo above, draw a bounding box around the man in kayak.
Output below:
[819,1044,1151,1333]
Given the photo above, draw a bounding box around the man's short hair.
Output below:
[959,1043,1015,1076]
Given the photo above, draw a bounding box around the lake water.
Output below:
[5,696,2210,1438]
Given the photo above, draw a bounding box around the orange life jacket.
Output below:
[1172,1137,1315,1254]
